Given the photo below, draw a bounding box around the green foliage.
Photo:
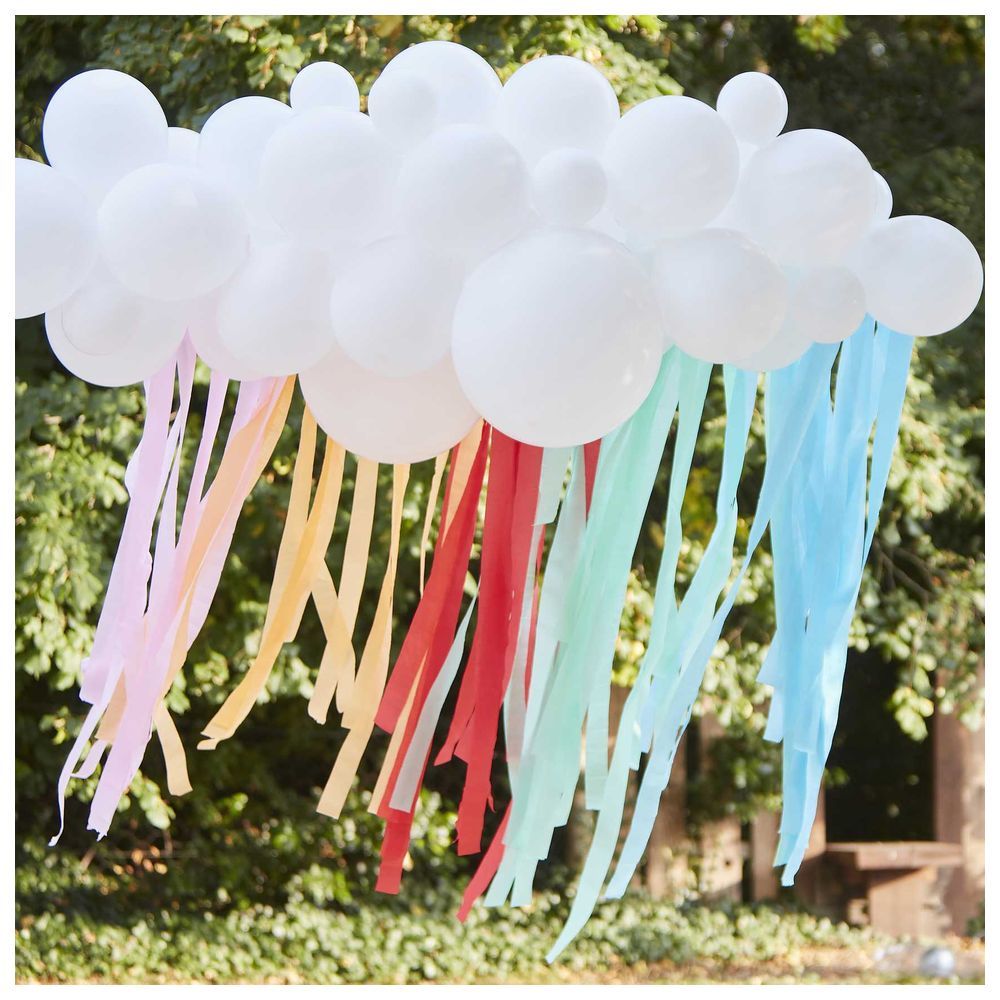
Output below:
[16,850,879,983]
[14,12,983,946]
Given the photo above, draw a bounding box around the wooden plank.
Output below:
[826,841,964,871]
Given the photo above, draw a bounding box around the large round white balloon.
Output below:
[15,159,97,319]
[650,228,788,364]
[371,40,500,130]
[395,124,530,258]
[187,297,267,381]
[532,149,607,226]
[789,266,867,344]
[850,216,983,337]
[44,278,186,386]
[452,228,662,447]
[872,171,893,221]
[259,108,397,252]
[603,95,740,238]
[300,343,479,463]
[215,242,335,376]
[716,72,788,147]
[740,129,876,266]
[289,61,359,112]
[99,163,249,302]
[367,70,439,149]
[497,54,620,164]
[330,236,464,378]
[42,69,168,200]
[198,96,292,201]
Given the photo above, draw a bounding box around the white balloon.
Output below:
[301,343,479,463]
[368,71,439,149]
[42,69,168,200]
[531,148,607,226]
[740,129,876,266]
[215,242,335,376]
[452,228,662,447]
[44,278,186,386]
[198,96,292,201]
[498,55,620,164]
[373,40,500,129]
[289,61,359,112]
[187,297,267,381]
[395,124,530,258]
[99,163,249,302]
[789,266,867,344]
[732,319,811,372]
[650,228,788,364]
[331,236,464,378]
[850,216,983,337]
[15,159,97,319]
[604,95,740,239]
[259,108,397,252]
[167,126,200,165]
[716,72,788,147]
[872,170,893,221]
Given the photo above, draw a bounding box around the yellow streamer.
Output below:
[199,418,345,749]
[153,703,193,796]
[307,457,379,723]
[419,452,448,594]
[317,463,410,819]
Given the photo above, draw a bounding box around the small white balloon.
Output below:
[15,159,97,319]
[732,321,811,372]
[166,126,200,165]
[498,55,620,164]
[531,148,607,226]
[187,297,267,381]
[872,170,893,221]
[99,163,249,302]
[216,242,335,376]
[395,124,530,258]
[650,228,788,364]
[604,95,740,238]
[301,342,479,464]
[367,71,439,149]
[741,129,876,266]
[198,96,292,202]
[259,108,397,252]
[716,72,788,147]
[850,216,983,337]
[44,278,186,386]
[289,61,359,112]
[373,40,500,129]
[452,228,663,447]
[331,236,464,378]
[789,266,867,345]
[42,69,168,200]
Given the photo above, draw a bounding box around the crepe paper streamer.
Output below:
[86,375,294,836]
[594,343,840,919]
[489,352,683,905]
[419,451,449,594]
[367,427,485,816]
[372,433,490,894]
[545,363,751,960]
[50,352,179,844]
[437,435,544,856]
[199,408,346,751]
[308,456,378,723]
[762,322,914,885]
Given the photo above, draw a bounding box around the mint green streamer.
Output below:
[546,363,751,961]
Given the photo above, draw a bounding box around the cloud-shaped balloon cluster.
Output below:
[15,41,984,459]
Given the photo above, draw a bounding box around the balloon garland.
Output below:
[15,42,983,959]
